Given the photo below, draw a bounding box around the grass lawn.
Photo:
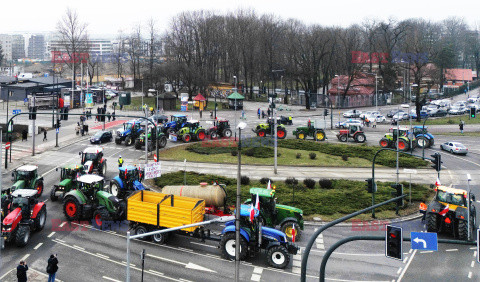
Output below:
[398,115,480,126]
[436,131,480,137]
[160,144,373,167]
[153,171,434,219]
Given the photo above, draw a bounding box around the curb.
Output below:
[304,213,422,227]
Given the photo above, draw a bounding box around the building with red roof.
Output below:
[327,73,377,107]
[444,69,473,88]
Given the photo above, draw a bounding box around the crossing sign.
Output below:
[56,128,59,133]
[411,232,438,251]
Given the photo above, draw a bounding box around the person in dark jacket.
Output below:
[17,260,28,282]
[47,254,59,282]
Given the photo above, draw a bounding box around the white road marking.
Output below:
[73,245,85,250]
[402,257,408,263]
[179,279,193,282]
[96,253,110,259]
[190,241,217,248]
[420,251,433,254]
[253,267,263,275]
[103,276,121,282]
[408,249,413,254]
[473,251,477,257]
[148,270,164,275]
[251,274,261,281]
[398,249,417,282]
[33,243,43,250]
[292,267,301,274]
[445,249,458,252]
[122,261,136,267]
[471,261,475,268]
[56,239,65,243]
[146,254,216,273]
[470,247,476,250]
[397,267,402,275]
[468,271,472,279]
[20,254,30,261]
[59,222,66,228]
[48,232,56,238]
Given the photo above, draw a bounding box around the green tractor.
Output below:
[244,187,304,241]
[176,120,207,142]
[10,165,44,197]
[252,119,287,139]
[134,125,168,151]
[62,174,126,229]
[50,164,85,202]
[379,127,417,151]
[292,122,326,141]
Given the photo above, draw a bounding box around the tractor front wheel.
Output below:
[125,136,134,146]
[257,130,266,137]
[93,208,112,229]
[277,129,286,139]
[458,220,468,240]
[197,130,206,141]
[110,180,122,198]
[416,136,429,148]
[183,134,192,143]
[354,133,366,143]
[396,139,409,151]
[315,130,326,141]
[115,137,122,145]
[296,132,306,140]
[50,187,59,202]
[210,131,218,139]
[158,135,167,148]
[379,138,390,148]
[339,134,348,142]
[220,232,248,261]
[281,221,302,241]
[63,196,82,221]
[15,225,31,247]
[134,139,142,150]
[34,206,47,231]
[426,212,438,232]
[266,245,290,269]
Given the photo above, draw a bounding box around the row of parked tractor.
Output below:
[1,146,302,268]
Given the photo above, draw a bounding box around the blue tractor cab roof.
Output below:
[119,165,138,172]
[413,126,428,129]
[172,114,186,118]
[235,204,259,217]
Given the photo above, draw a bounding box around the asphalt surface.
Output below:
[1,91,480,281]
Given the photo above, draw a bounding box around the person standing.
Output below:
[22,129,28,141]
[17,260,28,282]
[257,108,261,119]
[118,156,124,167]
[43,129,48,141]
[419,201,427,222]
[372,119,377,128]
[459,120,464,134]
[47,254,59,282]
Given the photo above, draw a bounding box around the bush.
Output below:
[342,155,349,161]
[285,177,299,186]
[319,179,333,189]
[309,152,317,160]
[231,150,238,156]
[447,119,455,124]
[243,146,278,158]
[296,153,302,159]
[241,176,250,185]
[303,178,316,189]
[260,177,272,185]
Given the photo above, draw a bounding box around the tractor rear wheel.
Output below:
[209,130,218,139]
[115,137,122,145]
[183,134,192,143]
[35,181,44,197]
[93,208,112,229]
[220,232,248,261]
[266,245,290,269]
[277,129,286,139]
[315,130,326,141]
[134,139,142,149]
[223,129,232,138]
[125,136,134,146]
[296,132,306,140]
[339,134,348,142]
[281,221,302,241]
[100,161,107,176]
[197,130,206,141]
[257,130,266,137]
[354,133,366,143]
[15,225,30,247]
[157,135,167,148]
[63,196,82,221]
[426,212,438,232]
[34,206,47,231]
[458,220,468,240]
[50,187,58,202]
[379,138,390,148]
[416,136,429,148]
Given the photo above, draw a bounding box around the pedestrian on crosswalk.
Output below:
[43,129,47,141]
[22,129,28,141]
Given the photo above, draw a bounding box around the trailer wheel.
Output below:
[152,230,169,244]
[426,212,438,232]
[220,232,247,261]
[15,225,30,247]
[135,225,149,241]
[266,245,290,269]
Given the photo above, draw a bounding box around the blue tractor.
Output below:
[162,114,188,135]
[110,165,147,199]
[412,126,435,148]
[220,205,298,269]
[115,120,145,146]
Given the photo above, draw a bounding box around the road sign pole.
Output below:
[55,127,59,147]
[32,99,36,156]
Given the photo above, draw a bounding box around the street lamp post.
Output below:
[375,76,378,111]
[235,122,246,281]
[233,76,238,141]
[467,173,472,241]
[149,89,159,156]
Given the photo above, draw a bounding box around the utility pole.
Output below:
[32,97,36,156]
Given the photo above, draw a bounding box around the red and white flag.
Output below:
[255,193,260,211]
[435,177,441,187]
[439,204,450,216]
[292,224,296,243]
[249,203,255,222]
[267,180,272,190]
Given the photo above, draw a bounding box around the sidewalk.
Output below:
[0,267,63,282]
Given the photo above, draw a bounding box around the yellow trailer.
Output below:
[127,190,205,236]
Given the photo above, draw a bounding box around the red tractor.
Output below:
[1,189,47,248]
[336,124,366,143]
[207,119,233,139]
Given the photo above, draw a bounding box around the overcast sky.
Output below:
[1,0,479,37]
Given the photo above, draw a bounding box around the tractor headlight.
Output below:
[2,224,12,232]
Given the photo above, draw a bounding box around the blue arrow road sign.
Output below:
[56,128,59,133]
[13,109,21,115]
[24,98,28,103]
[411,232,438,251]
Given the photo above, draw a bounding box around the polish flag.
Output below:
[249,203,255,222]
[255,193,260,211]
[267,180,272,190]
[292,224,296,243]
[435,177,441,187]
[439,204,450,216]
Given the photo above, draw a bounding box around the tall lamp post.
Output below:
[149,89,159,157]
[375,75,378,112]
[467,173,472,241]
[233,75,238,140]
[235,121,247,282]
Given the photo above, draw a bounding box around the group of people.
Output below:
[257,108,268,119]
[16,254,58,282]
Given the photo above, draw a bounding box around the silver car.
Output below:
[440,142,468,155]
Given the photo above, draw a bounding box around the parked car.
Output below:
[427,108,448,117]
[454,101,466,107]
[360,111,381,119]
[90,130,113,144]
[365,114,386,123]
[343,110,362,118]
[335,119,363,129]
[410,110,428,119]
[387,109,404,118]
[440,141,468,155]
[392,112,409,121]
[448,105,467,115]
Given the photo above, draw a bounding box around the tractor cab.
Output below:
[349,125,359,135]
[80,147,104,165]
[10,189,38,219]
[12,165,38,187]
[217,119,230,130]
[390,127,409,138]
[413,126,428,135]
[185,120,201,130]
[250,187,277,217]
[77,174,105,199]
[60,164,85,181]
[119,165,144,183]
[435,186,468,208]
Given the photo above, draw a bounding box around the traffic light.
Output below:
[390,183,404,208]
[28,106,37,120]
[470,107,476,118]
[324,109,329,116]
[56,119,61,128]
[365,178,377,193]
[385,225,403,260]
[430,153,442,172]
